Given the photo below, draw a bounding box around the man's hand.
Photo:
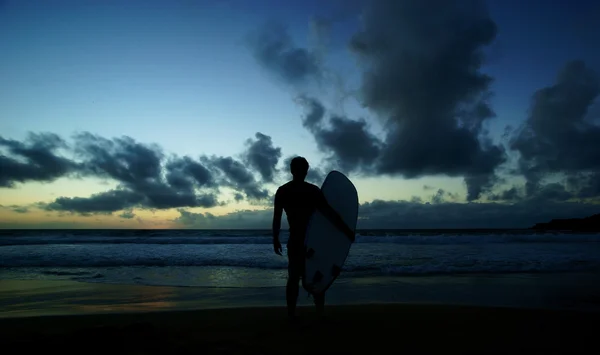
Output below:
[273,239,283,256]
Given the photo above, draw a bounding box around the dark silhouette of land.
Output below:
[532,214,600,232]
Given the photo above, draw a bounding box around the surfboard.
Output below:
[302,170,358,295]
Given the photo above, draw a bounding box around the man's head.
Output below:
[290,156,309,181]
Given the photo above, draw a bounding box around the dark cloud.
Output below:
[358,199,600,229]
[172,199,600,229]
[207,155,269,200]
[243,132,282,182]
[74,133,164,186]
[68,132,220,212]
[297,96,326,129]
[173,208,277,229]
[11,206,29,214]
[250,0,505,200]
[173,208,215,227]
[0,133,77,187]
[0,204,30,214]
[569,173,600,199]
[511,61,600,199]
[315,115,382,173]
[302,101,382,173]
[45,189,144,215]
[119,209,136,219]
[431,189,446,204]
[234,193,244,202]
[348,0,505,199]
[410,196,423,203]
[297,96,382,174]
[0,131,279,215]
[487,187,522,202]
[306,167,326,185]
[428,188,460,204]
[165,156,215,191]
[249,22,321,85]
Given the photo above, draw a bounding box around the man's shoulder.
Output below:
[277,181,293,191]
[275,181,293,197]
[277,181,320,192]
[303,181,320,191]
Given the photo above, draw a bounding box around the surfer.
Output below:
[272,156,355,320]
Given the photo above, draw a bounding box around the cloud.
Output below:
[0,131,276,215]
[206,155,269,200]
[306,166,326,185]
[243,132,282,182]
[349,0,504,199]
[0,204,30,214]
[0,133,78,187]
[358,199,600,229]
[45,189,144,215]
[171,199,600,229]
[250,0,505,200]
[249,22,321,86]
[297,96,383,174]
[11,206,29,213]
[69,132,220,212]
[165,156,215,192]
[511,60,600,199]
[173,208,279,229]
[119,209,136,219]
[430,189,460,204]
[487,187,521,202]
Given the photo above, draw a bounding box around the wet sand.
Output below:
[3,272,600,319]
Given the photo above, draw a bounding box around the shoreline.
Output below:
[2,276,600,353]
[3,272,600,319]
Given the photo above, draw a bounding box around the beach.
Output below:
[3,272,600,319]
[1,278,600,354]
[2,229,600,353]
[1,296,599,355]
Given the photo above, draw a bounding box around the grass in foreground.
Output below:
[0,303,598,355]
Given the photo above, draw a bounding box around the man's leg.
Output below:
[286,272,300,317]
[314,292,325,318]
[286,249,302,318]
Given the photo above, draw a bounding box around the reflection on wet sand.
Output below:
[205,266,286,288]
[3,273,600,318]
[0,279,286,318]
[0,280,180,317]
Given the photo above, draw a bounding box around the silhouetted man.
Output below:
[272,157,355,320]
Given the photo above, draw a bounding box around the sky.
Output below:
[1,0,599,229]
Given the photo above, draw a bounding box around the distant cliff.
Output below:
[532,214,600,232]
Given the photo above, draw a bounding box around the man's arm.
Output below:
[272,189,283,255]
[316,190,355,242]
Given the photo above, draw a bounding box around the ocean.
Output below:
[2,229,600,314]
[2,229,600,286]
